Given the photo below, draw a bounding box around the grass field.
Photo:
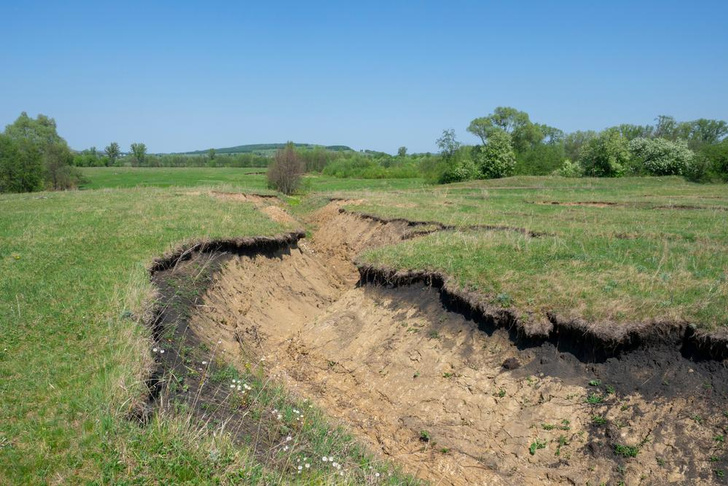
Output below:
[80,167,426,192]
[0,187,413,484]
[2,168,727,483]
[356,177,728,329]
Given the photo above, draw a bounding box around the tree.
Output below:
[0,134,41,192]
[579,129,631,177]
[44,142,79,190]
[628,137,693,176]
[397,146,407,157]
[2,112,81,192]
[267,142,304,194]
[564,130,597,163]
[471,129,516,179]
[467,107,543,153]
[699,139,728,181]
[130,143,147,167]
[436,129,460,160]
[208,148,216,160]
[686,119,728,149]
[616,124,654,141]
[105,142,120,166]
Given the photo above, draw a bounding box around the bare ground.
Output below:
[165,201,728,485]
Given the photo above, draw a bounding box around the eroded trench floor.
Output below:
[149,202,728,486]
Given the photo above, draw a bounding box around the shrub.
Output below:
[700,139,728,181]
[580,129,631,177]
[1,112,84,192]
[267,142,304,194]
[436,146,477,183]
[628,137,694,176]
[471,130,516,179]
[554,159,583,178]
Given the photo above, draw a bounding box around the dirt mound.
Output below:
[176,205,728,485]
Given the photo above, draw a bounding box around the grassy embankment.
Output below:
[0,186,415,484]
[355,176,728,330]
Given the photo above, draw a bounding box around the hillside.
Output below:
[179,143,354,156]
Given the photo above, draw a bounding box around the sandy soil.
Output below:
[182,201,728,485]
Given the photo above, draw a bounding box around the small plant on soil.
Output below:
[711,456,720,462]
[614,444,640,458]
[716,469,726,478]
[494,388,506,398]
[605,385,616,395]
[588,379,601,387]
[592,415,608,426]
[419,430,431,443]
[542,423,556,430]
[555,436,570,457]
[586,393,604,404]
[529,439,547,455]
[715,434,725,443]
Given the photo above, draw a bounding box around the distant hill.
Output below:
[178,143,354,156]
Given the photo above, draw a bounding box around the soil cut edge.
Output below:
[356,263,728,362]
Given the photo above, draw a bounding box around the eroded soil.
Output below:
[153,200,728,485]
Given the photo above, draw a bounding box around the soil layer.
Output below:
[147,199,728,485]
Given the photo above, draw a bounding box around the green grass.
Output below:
[357,176,728,329]
[3,171,727,483]
[80,167,426,192]
[80,166,269,190]
[0,187,415,484]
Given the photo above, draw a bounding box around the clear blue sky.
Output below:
[2,1,726,154]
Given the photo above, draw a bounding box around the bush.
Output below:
[628,137,693,176]
[516,143,566,175]
[439,157,477,183]
[553,159,584,178]
[267,142,304,194]
[1,112,84,192]
[471,130,516,179]
[700,139,728,181]
[580,129,630,177]
[0,134,44,192]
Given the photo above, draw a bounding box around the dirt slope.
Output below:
[174,202,728,485]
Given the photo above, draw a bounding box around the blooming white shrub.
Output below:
[628,137,694,176]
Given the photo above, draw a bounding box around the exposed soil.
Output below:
[145,199,728,485]
[532,200,728,212]
[532,201,621,208]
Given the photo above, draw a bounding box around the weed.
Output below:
[542,424,556,431]
[711,456,720,463]
[495,388,506,398]
[555,435,570,457]
[592,415,608,426]
[419,430,431,443]
[586,393,604,404]
[716,469,726,478]
[614,444,640,458]
[605,385,616,395]
[589,379,602,387]
[716,434,725,443]
[529,439,547,455]
[428,330,440,339]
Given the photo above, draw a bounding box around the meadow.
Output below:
[2,167,727,483]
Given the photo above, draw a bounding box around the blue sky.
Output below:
[1,1,726,154]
